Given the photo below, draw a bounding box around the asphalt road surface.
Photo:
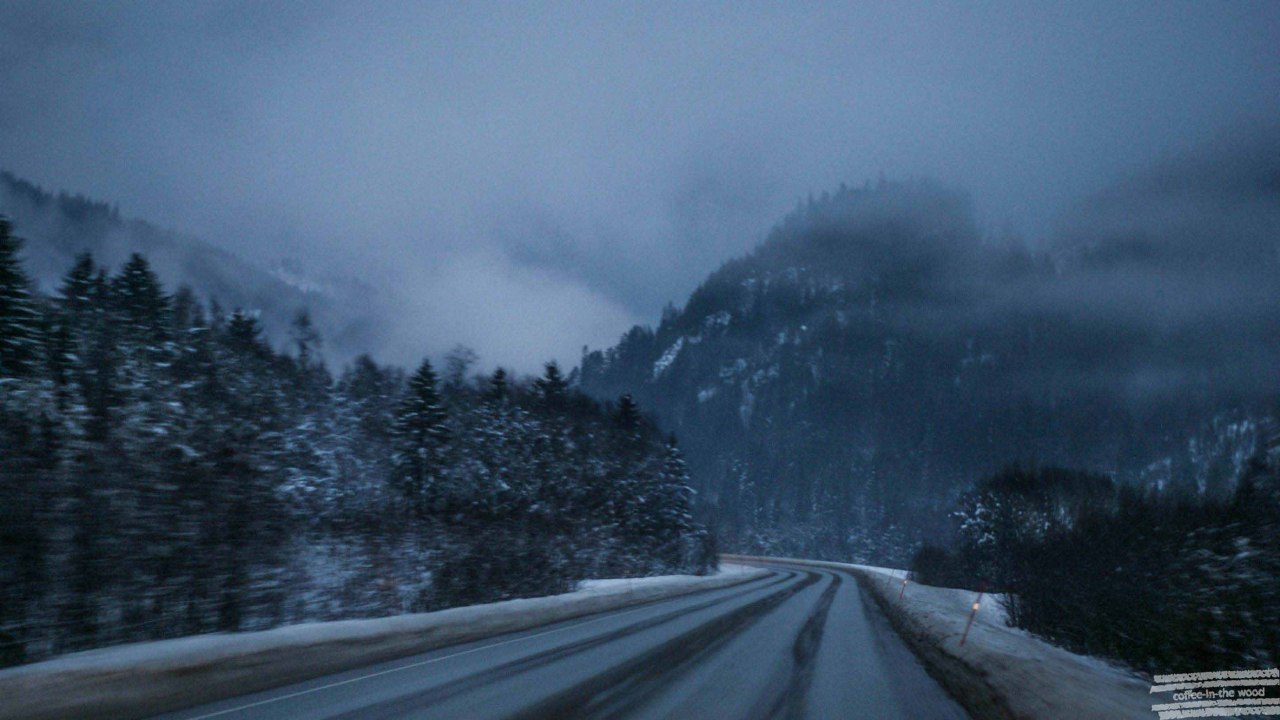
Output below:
[154,562,967,719]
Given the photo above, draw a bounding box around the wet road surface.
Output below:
[155,562,967,720]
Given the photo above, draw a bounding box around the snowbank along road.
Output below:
[152,561,966,719]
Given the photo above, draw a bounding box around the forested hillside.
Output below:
[580,134,1280,564]
[0,172,382,361]
[0,220,712,667]
[914,452,1280,673]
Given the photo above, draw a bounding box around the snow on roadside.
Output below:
[843,563,908,578]
[0,564,768,720]
[724,554,1152,719]
[856,570,1152,719]
[579,562,761,591]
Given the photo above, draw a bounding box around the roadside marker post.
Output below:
[898,576,909,602]
[958,581,985,647]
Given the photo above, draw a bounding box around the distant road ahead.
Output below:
[155,563,967,719]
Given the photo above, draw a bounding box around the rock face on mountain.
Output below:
[580,161,1279,563]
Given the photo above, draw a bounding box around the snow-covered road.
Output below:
[151,562,965,720]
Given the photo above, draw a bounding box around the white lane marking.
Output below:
[179,576,777,720]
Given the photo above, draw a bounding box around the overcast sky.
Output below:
[1,1,1278,371]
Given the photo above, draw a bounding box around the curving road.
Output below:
[154,563,967,720]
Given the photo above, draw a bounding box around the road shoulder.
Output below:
[0,565,768,720]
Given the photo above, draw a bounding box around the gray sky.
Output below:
[1,1,1278,371]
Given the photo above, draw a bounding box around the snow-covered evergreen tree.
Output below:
[0,240,716,666]
[0,218,41,378]
[392,359,449,515]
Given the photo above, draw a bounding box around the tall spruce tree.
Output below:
[392,359,449,514]
[225,309,266,356]
[616,393,641,434]
[111,253,170,343]
[58,253,97,318]
[290,309,322,370]
[0,218,41,378]
[486,367,508,404]
[534,361,567,413]
[653,437,699,569]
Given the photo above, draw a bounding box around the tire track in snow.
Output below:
[322,571,799,720]
[504,570,823,720]
[765,570,842,720]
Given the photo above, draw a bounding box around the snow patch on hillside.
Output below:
[652,337,685,379]
[704,310,731,331]
[720,358,747,383]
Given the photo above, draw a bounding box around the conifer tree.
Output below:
[290,309,322,369]
[616,393,641,434]
[653,437,698,568]
[111,253,170,342]
[58,253,97,318]
[0,218,41,378]
[486,367,508,404]
[534,361,567,412]
[392,359,449,513]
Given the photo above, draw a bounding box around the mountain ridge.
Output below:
[579,138,1280,563]
[0,170,381,362]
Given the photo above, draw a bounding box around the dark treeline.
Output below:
[0,218,713,667]
[913,446,1280,673]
